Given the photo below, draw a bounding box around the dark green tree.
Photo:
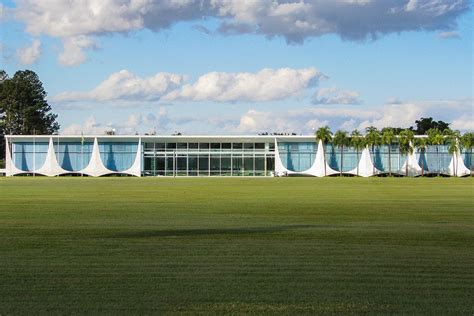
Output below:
[414,117,450,135]
[0,70,60,136]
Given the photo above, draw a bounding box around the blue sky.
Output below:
[0,0,472,135]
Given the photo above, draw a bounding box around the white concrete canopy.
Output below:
[121,138,142,177]
[448,148,470,177]
[35,137,69,176]
[80,137,112,177]
[347,146,380,177]
[305,140,338,177]
[5,137,26,176]
[398,145,422,177]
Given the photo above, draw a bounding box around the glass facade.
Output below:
[12,142,49,172]
[6,136,469,177]
[143,142,274,176]
[462,149,473,171]
[54,141,93,172]
[417,145,452,174]
[326,144,361,172]
[99,142,138,172]
[278,142,316,172]
[368,144,407,173]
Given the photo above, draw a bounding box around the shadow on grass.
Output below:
[110,225,316,239]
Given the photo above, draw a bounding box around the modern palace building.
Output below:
[3,134,472,177]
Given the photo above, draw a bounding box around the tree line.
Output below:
[315,126,473,177]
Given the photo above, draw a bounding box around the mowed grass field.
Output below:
[0,177,473,314]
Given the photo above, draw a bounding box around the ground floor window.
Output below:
[143,153,274,176]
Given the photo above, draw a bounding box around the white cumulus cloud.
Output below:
[164,67,325,103]
[10,0,470,65]
[62,116,111,135]
[58,36,98,66]
[226,99,473,134]
[451,115,474,131]
[55,67,326,104]
[54,70,186,102]
[16,39,41,65]
[312,87,362,105]
[62,108,172,135]
[60,98,472,135]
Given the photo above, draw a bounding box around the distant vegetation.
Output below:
[313,126,473,177]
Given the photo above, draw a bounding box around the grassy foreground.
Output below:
[0,177,473,314]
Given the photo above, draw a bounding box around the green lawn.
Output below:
[0,177,473,314]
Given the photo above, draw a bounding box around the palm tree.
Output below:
[351,130,365,177]
[415,137,428,177]
[461,132,473,176]
[399,129,414,177]
[315,126,333,176]
[444,130,461,177]
[447,138,459,177]
[428,128,444,176]
[365,126,381,175]
[333,130,349,176]
[381,128,395,176]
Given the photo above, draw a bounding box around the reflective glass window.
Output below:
[188,143,198,150]
[144,142,154,150]
[266,157,275,175]
[244,156,254,175]
[255,156,265,174]
[166,156,174,176]
[232,156,243,176]
[198,155,209,175]
[177,143,188,150]
[221,156,231,175]
[155,143,165,151]
[233,143,243,150]
[188,155,198,176]
[244,143,254,151]
[210,155,220,175]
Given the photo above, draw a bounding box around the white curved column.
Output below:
[347,146,379,177]
[274,139,298,176]
[122,138,142,177]
[399,144,422,177]
[306,140,338,177]
[80,137,112,177]
[35,137,68,176]
[448,149,470,177]
[5,137,25,176]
